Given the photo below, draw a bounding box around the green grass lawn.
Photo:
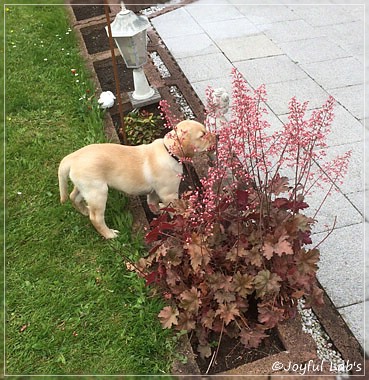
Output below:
[5,4,175,376]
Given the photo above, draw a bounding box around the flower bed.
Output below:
[139,69,352,373]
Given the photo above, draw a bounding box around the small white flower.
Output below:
[17,191,22,195]
[76,79,80,83]
[44,58,48,61]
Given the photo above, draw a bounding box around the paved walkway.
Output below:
[150,0,366,352]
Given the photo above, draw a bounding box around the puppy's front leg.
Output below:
[147,191,161,214]
[157,192,179,210]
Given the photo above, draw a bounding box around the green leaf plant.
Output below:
[119,108,165,145]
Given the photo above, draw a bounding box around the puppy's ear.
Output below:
[177,132,195,158]
[164,128,194,158]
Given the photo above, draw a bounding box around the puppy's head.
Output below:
[164,120,216,158]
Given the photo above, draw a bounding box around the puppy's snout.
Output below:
[207,132,217,151]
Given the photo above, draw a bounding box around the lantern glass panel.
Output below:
[115,31,147,68]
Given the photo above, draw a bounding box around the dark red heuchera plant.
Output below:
[139,69,351,358]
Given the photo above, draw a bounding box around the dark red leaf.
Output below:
[236,189,249,208]
[273,197,289,209]
[145,271,159,286]
[145,227,161,244]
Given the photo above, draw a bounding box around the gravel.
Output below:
[149,51,171,78]
[169,85,195,120]
[140,6,166,16]
[298,299,349,376]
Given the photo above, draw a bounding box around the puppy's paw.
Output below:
[104,229,119,239]
[148,203,160,215]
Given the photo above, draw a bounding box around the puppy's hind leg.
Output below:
[70,186,89,216]
[85,187,119,239]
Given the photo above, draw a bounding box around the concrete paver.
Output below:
[151,7,202,38]
[288,4,360,27]
[151,0,365,353]
[162,33,218,58]
[177,52,233,82]
[233,55,307,87]
[235,4,300,24]
[278,38,350,64]
[185,2,244,23]
[216,34,282,62]
[260,19,322,44]
[201,17,260,41]
[329,84,365,121]
[250,77,329,115]
[313,224,364,347]
[308,190,362,234]
[339,302,365,348]
[301,57,363,89]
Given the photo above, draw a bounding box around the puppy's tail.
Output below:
[58,156,71,204]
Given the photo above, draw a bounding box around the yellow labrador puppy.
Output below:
[58,120,215,239]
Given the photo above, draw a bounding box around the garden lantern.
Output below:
[106,3,160,106]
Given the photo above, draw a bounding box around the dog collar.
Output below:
[164,142,181,163]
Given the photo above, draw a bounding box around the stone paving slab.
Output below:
[151,7,203,38]
[216,34,283,62]
[288,4,360,27]
[314,223,364,307]
[346,191,365,217]
[161,33,218,59]
[339,302,365,348]
[307,190,363,234]
[151,0,365,354]
[233,54,307,87]
[301,57,363,90]
[260,19,322,44]
[177,52,233,83]
[185,1,244,23]
[201,17,261,41]
[250,77,330,115]
[278,37,351,64]
[329,84,365,122]
[235,4,300,24]
[317,22,365,64]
